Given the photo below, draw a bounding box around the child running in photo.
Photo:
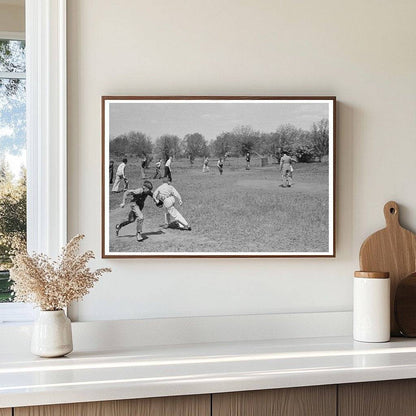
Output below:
[153,159,162,179]
[202,156,210,173]
[217,158,224,175]
[115,180,153,242]
[153,177,191,231]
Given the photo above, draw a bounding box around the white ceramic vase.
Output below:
[31,310,73,357]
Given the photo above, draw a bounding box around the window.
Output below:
[0,34,26,306]
[0,0,67,324]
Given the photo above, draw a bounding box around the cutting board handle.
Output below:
[384,201,400,228]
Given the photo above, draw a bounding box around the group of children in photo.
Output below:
[110,151,296,243]
[202,156,224,175]
[110,156,190,242]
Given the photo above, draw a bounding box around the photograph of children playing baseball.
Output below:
[103,97,335,257]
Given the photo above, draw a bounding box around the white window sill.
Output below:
[0,303,35,324]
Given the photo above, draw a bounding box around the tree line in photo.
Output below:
[109,118,329,164]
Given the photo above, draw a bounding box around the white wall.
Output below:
[67,0,416,322]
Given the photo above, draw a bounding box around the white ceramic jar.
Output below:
[31,310,73,357]
[353,271,390,343]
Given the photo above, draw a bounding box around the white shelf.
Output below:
[2,335,416,408]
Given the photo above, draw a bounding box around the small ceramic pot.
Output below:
[31,310,73,357]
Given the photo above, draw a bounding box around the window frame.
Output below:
[0,31,24,41]
[0,0,67,323]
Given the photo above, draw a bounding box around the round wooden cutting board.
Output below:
[359,201,416,336]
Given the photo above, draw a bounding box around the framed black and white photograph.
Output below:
[102,96,336,258]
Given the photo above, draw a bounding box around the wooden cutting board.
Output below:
[359,201,416,336]
[395,273,416,337]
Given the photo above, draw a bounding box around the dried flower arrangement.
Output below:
[10,234,111,311]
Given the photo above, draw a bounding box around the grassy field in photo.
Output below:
[108,156,330,253]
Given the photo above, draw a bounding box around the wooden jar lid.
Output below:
[354,271,390,279]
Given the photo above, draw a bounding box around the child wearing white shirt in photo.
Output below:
[112,158,128,192]
[164,156,172,182]
[153,177,191,231]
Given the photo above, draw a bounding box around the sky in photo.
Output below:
[109,101,330,141]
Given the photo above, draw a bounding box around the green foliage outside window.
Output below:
[0,39,27,302]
